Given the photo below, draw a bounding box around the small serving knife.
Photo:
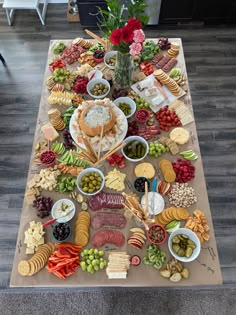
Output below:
[43,209,74,227]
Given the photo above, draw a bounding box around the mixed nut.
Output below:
[148,225,166,244]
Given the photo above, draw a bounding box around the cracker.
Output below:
[18,260,31,276]
[177,207,189,220]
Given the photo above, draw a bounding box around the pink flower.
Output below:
[133,29,145,43]
[129,42,142,56]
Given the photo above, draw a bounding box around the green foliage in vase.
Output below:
[97,0,126,38]
[97,0,149,38]
[127,0,149,26]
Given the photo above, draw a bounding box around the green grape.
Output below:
[100,261,105,269]
[81,248,107,274]
[80,261,86,268]
[88,249,93,255]
[92,260,97,267]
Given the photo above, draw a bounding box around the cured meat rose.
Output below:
[92,230,125,248]
[91,212,126,230]
[89,192,125,211]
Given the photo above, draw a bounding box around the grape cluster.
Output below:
[80,248,107,274]
[149,141,169,158]
[63,129,75,149]
[52,68,70,83]
[126,121,139,137]
[135,97,150,109]
[158,37,171,50]
[33,195,54,218]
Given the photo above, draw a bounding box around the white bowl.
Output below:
[104,51,117,69]
[168,228,201,262]
[88,69,103,81]
[114,97,136,119]
[122,136,149,163]
[87,78,110,99]
[51,199,75,223]
[76,167,105,196]
[141,192,165,216]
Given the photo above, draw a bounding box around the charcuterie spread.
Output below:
[10,30,222,287]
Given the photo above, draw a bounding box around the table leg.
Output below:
[42,0,48,20]
[0,53,6,65]
[5,8,12,25]
[36,6,45,25]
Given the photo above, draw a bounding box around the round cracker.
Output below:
[18,260,31,276]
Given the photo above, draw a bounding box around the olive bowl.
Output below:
[87,78,110,99]
[76,167,105,196]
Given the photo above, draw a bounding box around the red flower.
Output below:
[127,18,142,31]
[110,28,123,45]
[122,25,134,43]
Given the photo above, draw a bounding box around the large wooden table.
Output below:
[10,39,222,287]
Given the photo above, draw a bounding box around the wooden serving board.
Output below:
[10,39,222,287]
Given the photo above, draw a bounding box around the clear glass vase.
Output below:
[115,51,134,88]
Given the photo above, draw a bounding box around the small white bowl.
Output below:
[168,228,201,262]
[104,51,117,69]
[76,167,105,196]
[51,199,75,223]
[141,192,165,215]
[87,78,110,99]
[114,97,136,119]
[122,136,148,163]
[88,69,103,81]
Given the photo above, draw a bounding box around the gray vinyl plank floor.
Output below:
[0,4,236,290]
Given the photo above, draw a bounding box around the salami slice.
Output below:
[92,230,125,248]
[91,212,126,230]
